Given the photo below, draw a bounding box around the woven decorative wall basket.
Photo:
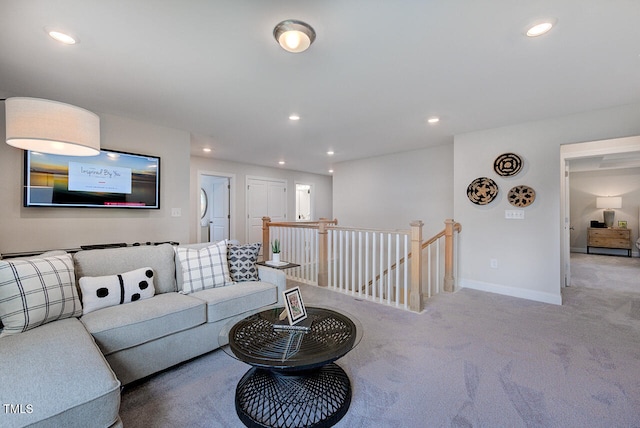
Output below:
[508,185,536,207]
[467,177,498,205]
[493,153,523,177]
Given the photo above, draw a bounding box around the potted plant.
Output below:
[271,239,281,263]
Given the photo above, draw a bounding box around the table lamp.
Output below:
[596,196,622,228]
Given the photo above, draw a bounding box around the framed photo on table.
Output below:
[618,220,627,228]
[283,287,307,325]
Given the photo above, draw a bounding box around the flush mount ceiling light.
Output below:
[289,114,300,121]
[274,20,316,53]
[5,97,100,156]
[526,20,556,37]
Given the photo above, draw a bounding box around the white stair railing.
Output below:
[269,225,319,285]
[327,227,410,309]
[262,218,461,312]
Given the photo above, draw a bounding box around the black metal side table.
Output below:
[220,307,362,428]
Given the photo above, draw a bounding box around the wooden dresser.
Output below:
[587,227,632,257]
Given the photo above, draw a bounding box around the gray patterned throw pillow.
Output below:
[227,243,261,282]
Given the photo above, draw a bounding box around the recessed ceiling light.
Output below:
[327,150,334,155]
[289,114,300,121]
[202,148,212,153]
[279,160,285,165]
[46,29,77,45]
[328,169,334,174]
[427,117,440,124]
[526,21,555,37]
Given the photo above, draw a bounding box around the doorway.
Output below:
[198,171,235,244]
[295,183,314,221]
[246,177,287,247]
[560,136,640,289]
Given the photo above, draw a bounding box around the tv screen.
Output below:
[24,149,160,208]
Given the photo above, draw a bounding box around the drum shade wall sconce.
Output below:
[273,20,316,53]
[5,97,100,156]
[596,196,622,228]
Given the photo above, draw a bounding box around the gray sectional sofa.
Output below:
[0,242,285,428]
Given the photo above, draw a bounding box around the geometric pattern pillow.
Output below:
[79,267,155,315]
[0,254,82,337]
[227,243,261,282]
[176,240,232,294]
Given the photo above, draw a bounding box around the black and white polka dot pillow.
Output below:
[79,267,155,315]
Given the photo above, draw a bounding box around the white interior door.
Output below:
[210,178,230,242]
[296,183,312,220]
[563,163,571,286]
[198,171,235,245]
[247,177,287,248]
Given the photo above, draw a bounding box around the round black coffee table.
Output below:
[220,306,361,428]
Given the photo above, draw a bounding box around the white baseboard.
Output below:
[459,279,562,305]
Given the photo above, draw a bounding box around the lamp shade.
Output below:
[596,196,622,209]
[5,97,100,156]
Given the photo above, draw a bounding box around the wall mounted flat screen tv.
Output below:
[24,149,160,208]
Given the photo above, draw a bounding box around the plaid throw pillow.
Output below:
[176,241,232,293]
[0,254,82,337]
[227,243,261,282]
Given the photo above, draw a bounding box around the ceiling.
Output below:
[569,151,640,172]
[1,1,639,175]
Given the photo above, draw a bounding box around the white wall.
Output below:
[189,156,333,244]
[332,144,454,236]
[454,102,640,304]
[570,167,640,253]
[0,110,191,255]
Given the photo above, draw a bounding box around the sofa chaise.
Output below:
[0,241,285,428]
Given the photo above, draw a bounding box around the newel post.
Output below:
[409,220,423,312]
[443,219,455,292]
[317,218,331,287]
[262,217,271,260]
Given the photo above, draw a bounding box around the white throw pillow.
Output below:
[176,241,232,293]
[79,267,155,315]
[0,254,82,337]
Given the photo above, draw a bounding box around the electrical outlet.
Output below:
[171,208,181,217]
[505,209,525,219]
[490,259,498,269]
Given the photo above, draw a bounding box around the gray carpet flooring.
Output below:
[120,274,640,427]
[570,252,640,293]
